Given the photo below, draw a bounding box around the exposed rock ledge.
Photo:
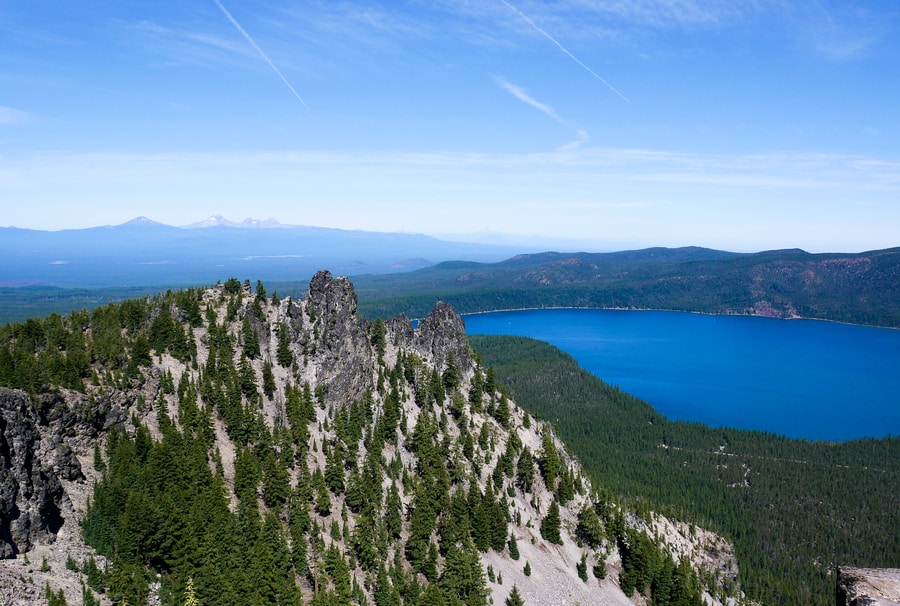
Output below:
[837,567,900,606]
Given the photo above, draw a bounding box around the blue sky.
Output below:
[1,0,898,252]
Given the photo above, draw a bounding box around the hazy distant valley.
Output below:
[2,217,898,328]
[0,216,527,290]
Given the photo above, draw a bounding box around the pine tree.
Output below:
[313,474,332,516]
[405,493,435,575]
[81,581,101,606]
[370,318,387,358]
[540,499,562,545]
[276,322,293,367]
[242,316,260,359]
[472,487,492,552]
[93,442,106,472]
[506,584,525,606]
[484,366,497,396]
[324,544,352,602]
[493,392,510,428]
[384,482,403,540]
[261,360,276,399]
[440,537,488,606]
[557,467,575,503]
[671,557,703,606]
[539,433,560,490]
[442,352,460,391]
[261,451,290,509]
[651,554,676,605]
[45,582,67,606]
[374,565,400,606]
[418,583,446,606]
[352,510,380,571]
[381,385,401,443]
[324,440,346,494]
[576,504,604,548]
[508,532,520,560]
[516,448,535,493]
[577,553,588,582]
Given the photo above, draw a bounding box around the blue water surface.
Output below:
[463,309,900,441]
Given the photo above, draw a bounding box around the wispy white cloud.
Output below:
[557,129,590,152]
[122,19,256,68]
[496,77,564,123]
[567,0,748,28]
[4,147,898,194]
[436,0,768,40]
[797,1,884,61]
[0,106,35,127]
[283,1,427,40]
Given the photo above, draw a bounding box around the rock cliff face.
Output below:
[0,386,124,558]
[837,567,900,606]
[0,389,65,557]
[409,300,473,373]
[302,270,375,405]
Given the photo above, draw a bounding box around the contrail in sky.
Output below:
[213,0,310,110]
[498,0,629,102]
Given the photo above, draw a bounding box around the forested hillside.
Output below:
[351,247,900,328]
[470,335,900,606]
[0,275,737,605]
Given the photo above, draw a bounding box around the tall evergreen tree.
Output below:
[276,322,293,368]
[539,433,560,490]
[516,448,536,493]
[261,360,276,399]
[384,482,403,541]
[540,499,562,545]
[242,316,260,359]
[440,537,488,606]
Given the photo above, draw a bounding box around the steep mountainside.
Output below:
[470,335,900,606]
[0,273,739,605]
[351,247,900,327]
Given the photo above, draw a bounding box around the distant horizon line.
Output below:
[2,215,896,256]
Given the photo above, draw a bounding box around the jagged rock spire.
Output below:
[413,301,473,375]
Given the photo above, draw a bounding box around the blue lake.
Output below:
[462,309,900,441]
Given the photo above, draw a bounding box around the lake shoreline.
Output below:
[463,308,900,441]
[458,305,899,331]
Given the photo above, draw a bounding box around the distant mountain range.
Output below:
[181,215,300,229]
[352,246,900,328]
[3,217,898,329]
[0,216,531,289]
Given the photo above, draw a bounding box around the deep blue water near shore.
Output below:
[463,309,900,441]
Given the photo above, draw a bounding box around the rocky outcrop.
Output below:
[0,385,125,559]
[385,313,415,347]
[304,270,375,405]
[409,301,473,374]
[837,567,900,606]
[0,389,65,557]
